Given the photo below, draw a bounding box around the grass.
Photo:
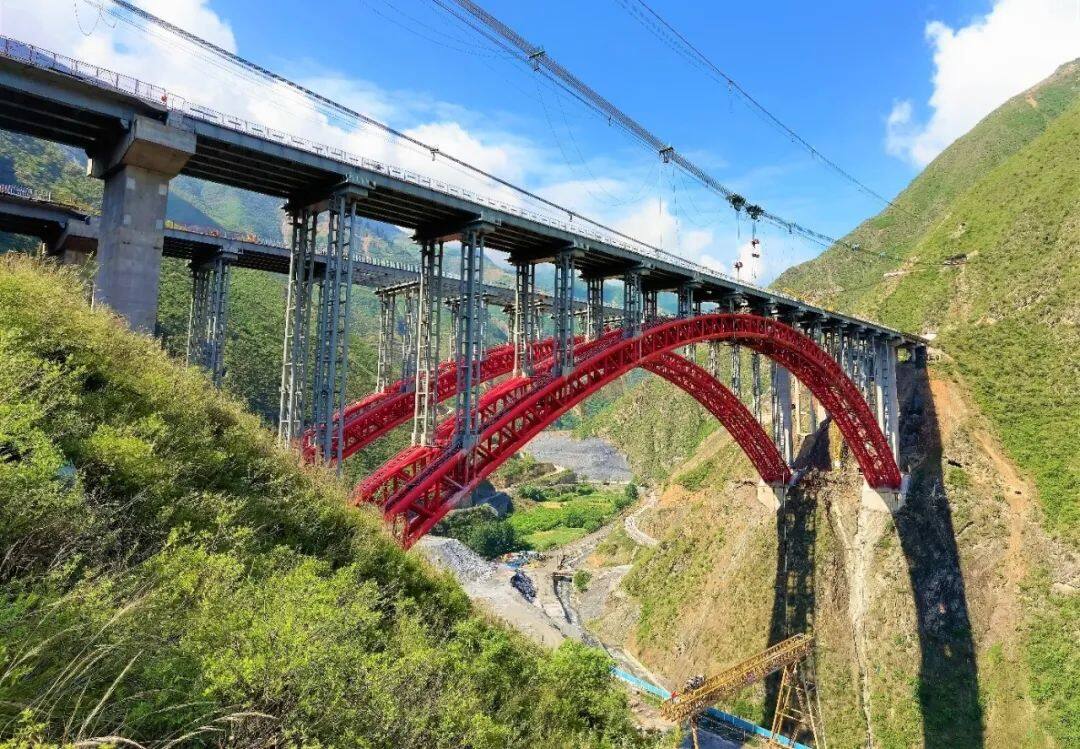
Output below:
[509,483,634,551]
[0,257,660,749]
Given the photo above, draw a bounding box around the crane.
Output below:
[660,633,822,748]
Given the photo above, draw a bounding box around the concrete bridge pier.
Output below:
[87,115,195,333]
[185,249,235,386]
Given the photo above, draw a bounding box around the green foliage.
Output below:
[574,570,593,593]
[675,460,714,492]
[1024,573,1080,746]
[0,258,658,749]
[623,481,639,505]
[509,484,629,551]
[434,506,520,559]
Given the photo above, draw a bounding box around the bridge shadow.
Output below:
[892,362,984,747]
[762,363,982,746]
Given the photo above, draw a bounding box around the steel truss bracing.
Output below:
[357,314,901,547]
[277,207,319,446]
[411,239,444,446]
[186,253,231,386]
[585,276,604,340]
[553,249,576,374]
[310,191,359,467]
[454,228,486,449]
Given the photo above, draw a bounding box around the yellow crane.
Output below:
[660,633,822,748]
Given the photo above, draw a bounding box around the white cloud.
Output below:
[887,0,1080,166]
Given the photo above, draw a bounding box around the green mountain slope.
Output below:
[574,62,1080,748]
[0,256,663,748]
[775,60,1080,542]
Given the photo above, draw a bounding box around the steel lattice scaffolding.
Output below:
[186,251,232,386]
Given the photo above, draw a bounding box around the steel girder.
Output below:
[362,313,901,547]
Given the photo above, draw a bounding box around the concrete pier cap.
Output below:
[861,473,910,513]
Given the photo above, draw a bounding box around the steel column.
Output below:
[412,239,444,446]
[643,288,659,322]
[400,286,418,388]
[751,351,763,423]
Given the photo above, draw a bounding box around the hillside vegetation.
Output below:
[0,257,663,748]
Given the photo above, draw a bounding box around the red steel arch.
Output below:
[360,313,900,547]
[305,331,624,463]
[353,350,790,515]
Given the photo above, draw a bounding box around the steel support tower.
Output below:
[511,261,537,375]
[277,207,319,446]
[185,251,231,386]
[376,290,398,391]
[310,190,360,467]
[454,226,486,450]
[400,285,418,388]
[623,268,643,337]
[412,239,444,446]
[585,275,604,340]
[751,351,763,424]
[643,288,658,323]
[553,248,576,375]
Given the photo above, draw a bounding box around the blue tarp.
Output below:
[611,668,812,749]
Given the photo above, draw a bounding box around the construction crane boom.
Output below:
[661,634,814,722]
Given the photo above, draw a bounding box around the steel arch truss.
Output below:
[355,314,900,547]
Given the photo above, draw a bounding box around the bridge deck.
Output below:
[0,37,922,344]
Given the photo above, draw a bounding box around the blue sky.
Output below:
[4,0,1079,281]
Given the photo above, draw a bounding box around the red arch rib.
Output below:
[366,313,899,547]
[641,352,790,485]
[309,331,625,463]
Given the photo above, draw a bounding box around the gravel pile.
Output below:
[416,536,497,584]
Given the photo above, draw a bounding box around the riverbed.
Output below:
[523,430,633,482]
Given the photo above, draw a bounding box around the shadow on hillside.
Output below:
[893,362,984,747]
[761,363,983,746]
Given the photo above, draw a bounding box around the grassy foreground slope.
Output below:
[776,62,1080,542]
[0,257,661,749]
